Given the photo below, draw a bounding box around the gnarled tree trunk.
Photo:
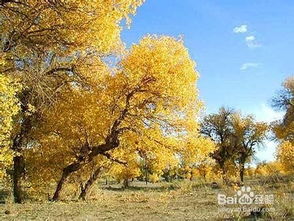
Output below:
[52,161,83,201]
[52,139,120,201]
[52,86,136,201]
[11,90,32,203]
[79,167,102,200]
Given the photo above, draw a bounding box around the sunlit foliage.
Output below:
[277,141,294,173]
[0,73,20,178]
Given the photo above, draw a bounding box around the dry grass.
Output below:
[0,176,293,221]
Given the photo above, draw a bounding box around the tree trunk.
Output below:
[11,92,33,203]
[52,161,83,201]
[239,162,245,182]
[12,155,25,203]
[189,171,193,181]
[52,171,69,201]
[79,185,87,201]
[145,168,148,185]
[52,114,123,201]
[79,168,102,200]
[123,179,129,188]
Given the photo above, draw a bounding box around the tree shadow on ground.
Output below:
[101,184,177,192]
[101,181,213,192]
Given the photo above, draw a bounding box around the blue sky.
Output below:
[122,0,294,162]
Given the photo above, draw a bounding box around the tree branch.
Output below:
[101,152,127,165]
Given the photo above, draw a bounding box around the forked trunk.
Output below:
[53,116,122,201]
[79,168,102,200]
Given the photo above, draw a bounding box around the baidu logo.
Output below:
[217,186,274,205]
[237,186,255,204]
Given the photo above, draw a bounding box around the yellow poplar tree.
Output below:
[181,136,216,180]
[1,0,144,203]
[0,74,20,178]
[277,141,294,173]
[26,36,203,201]
[272,77,294,142]
[272,77,294,174]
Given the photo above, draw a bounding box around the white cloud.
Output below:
[240,62,261,71]
[233,25,247,33]
[255,140,277,164]
[233,26,262,48]
[254,104,284,123]
[245,35,261,48]
[245,35,255,41]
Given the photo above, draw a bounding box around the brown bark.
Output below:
[240,167,245,182]
[0,0,14,5]
[79,167,102,200]
[145,168,148,185]
[10,89,33,203]
[11,121,31,203]
[123,179,129,188]
[52,137,122,201]
[239,158,246,182]
[189,171,193,181]
[52,161,83,201]
[52,81,150,201]
[52,172,68,201]
[12,155,25,203]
